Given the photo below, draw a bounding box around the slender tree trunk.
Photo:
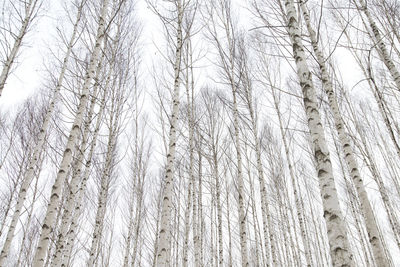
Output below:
[356,0,400,91]
[242,67,274,267]
[87,161,111,266]
[32,1,109,265]
[0,0,40,97]
[156,1,184,265]
[192,166,199,267]
[352,110,400,249]
[182,40,195,267]
[244,147,262,267]
[192,135,199,267]
[367,66,400,159]
[230,84,249,266]
[282,0,354,265]
[300,2,387,265]
[16,148,44,267]
[52,46,107,267]
[130,195,143,266]
[87,79,124,265]
[87,58,126,265]
[61,77,108,267]
[197,146,204,266]
[182,174,192,267]
[225,176,233,267]
[0,2,84,265]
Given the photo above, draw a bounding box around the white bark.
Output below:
[271,86,313,266]
[61,81,108,267]
[182,40,195,267]
[130,191,144,266]
[51,51,105,267]
[212,145,224,267]
[0,2,84,265]
[87,136,115,266]
[88,68,126,265]
[123,83,146,267]
[156,1,184,265]
[283,0,354,265]
[192,166,199,267]
[32,0,109,265]
[123,201,136,266]
[0,0,41,97]
[356,0,400,91]
[196,144,204,266]
[352,111,400,250]
[300,2,387,266]
[230,81,249,267]
[207,1,249,263]
[242,65,275,267]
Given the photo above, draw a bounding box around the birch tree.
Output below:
[299,1,387,265]
[204,1,250,264]
[0,95,49,266]
[147,0,197,265]
[32,0,110,265]
[0,0,44,97]
[0,2,86,264]
[354,0,400,91]
[263,0,355,265]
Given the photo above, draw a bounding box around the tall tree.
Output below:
[147,0,197,265]
[299,1,387,265]
[280,0,354,265]
[32,0,110,265]
[0,1,85,264]
[0,0,43,97]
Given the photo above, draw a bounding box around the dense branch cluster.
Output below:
[0,0,399,266]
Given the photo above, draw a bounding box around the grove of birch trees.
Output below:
[0,0,400,266]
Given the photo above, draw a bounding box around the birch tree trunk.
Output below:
[201,90,225,267]
[196,142,204,266]
[353,108,400,249]
[300,2,387,265]
[330,122,373,266]
[0,2,84,265]
[225,175,233,267]
[241,54,275,267]
[231,86,249,266]
[87,138,114,266]
[282,0,354,265]
[182,38,195,267]
[336,14,400,161]
[123,63,147,267]
[61,80,108,267]
[32,0,110,265]
[87,60,127,265]
[191,127,199,267]
[156,1,184,265]
[355,0,400,91]
[51,50,106,267]
[205,1,249,264]
[0,0,42,97]
[271,86,313,266]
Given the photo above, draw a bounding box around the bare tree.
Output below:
[0,0,44,97]
[147,0,197,265]
[0,2,86,264]
[32,0,110,265]
[299,1,387,265]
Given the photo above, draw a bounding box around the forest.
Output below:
[0,0,399,266]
